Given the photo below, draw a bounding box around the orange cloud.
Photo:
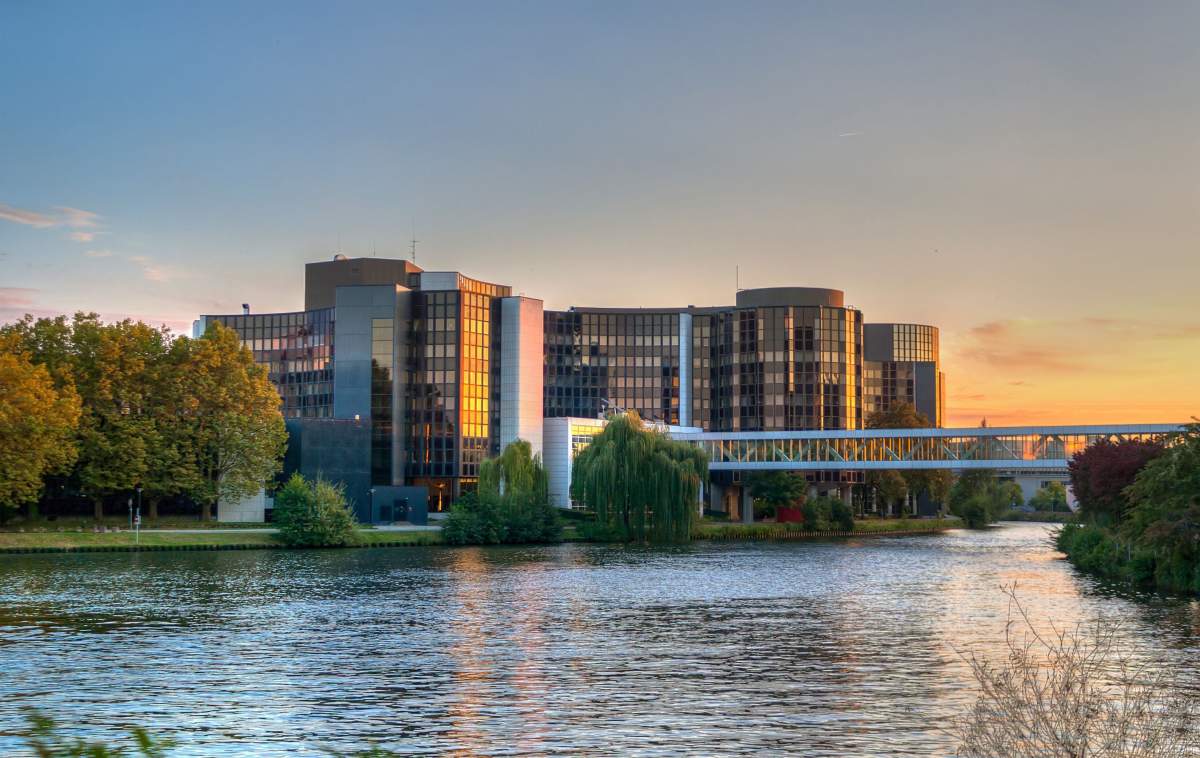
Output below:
[944,316,1200,426]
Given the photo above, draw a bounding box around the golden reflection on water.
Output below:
[445,548,493,755]
[510,561,549,755]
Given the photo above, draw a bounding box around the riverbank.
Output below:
[1056,521,1200,595]
[0,529,441,554]
[693,518,958,541]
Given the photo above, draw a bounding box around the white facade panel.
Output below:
[499,296,545,459]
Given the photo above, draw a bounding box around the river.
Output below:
[0,523,1196,756]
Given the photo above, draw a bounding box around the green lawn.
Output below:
[0,516,269,532]
[0,528,441,552]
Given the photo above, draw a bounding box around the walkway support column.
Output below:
[741,486,753,524]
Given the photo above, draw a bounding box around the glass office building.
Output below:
[544,309,684,425]
[199,258,942,518]
[195,308,335,419]
[545,287,869,433]
[863,323,944,426]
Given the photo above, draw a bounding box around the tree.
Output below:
[926,469,954,512]
[1069,438,1164,525]
[182,323,287,520]
[1029,482,1068,512]
[865,401,931,431]
[477,438,561,544]
[0,348,81,520]
[747,470,807,518]
[571,411,707,543]
[273,473,359,547]
[1122,423,1200,591]
[865,402,951,513]
[1,314,169,520]
[948,470,1008,528]
[867,469,908,516]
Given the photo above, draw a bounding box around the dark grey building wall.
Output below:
[863,323,895,362]
[283,418,373,522]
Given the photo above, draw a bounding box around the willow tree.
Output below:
[479,438,547,503]
[570,412,708,543]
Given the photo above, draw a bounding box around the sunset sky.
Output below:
[2,1,1197,427]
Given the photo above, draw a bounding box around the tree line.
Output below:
[0,314,287,522]
[1057,424,1200,594]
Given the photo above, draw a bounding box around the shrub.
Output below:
[801,497,832,531]
[957,493,993,529]
[272,473,359,547]
[576,520,629,542]
[441,492,506,545]
[830,498,855,531]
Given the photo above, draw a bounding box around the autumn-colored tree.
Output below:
[181,323,287,520]
[1069,438,1165,525]
[0,347,81,520]
[1,314,169,520]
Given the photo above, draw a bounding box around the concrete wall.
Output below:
[218,489,270,523]
[304,257,419,310]
[678,312,692,426]
[544,417,573,508]
[499,296,545,458]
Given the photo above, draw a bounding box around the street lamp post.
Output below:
[369,488,376,523]
[136,486,143,524]
[128,497,134,530]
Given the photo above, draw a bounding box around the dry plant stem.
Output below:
[952,584,1197,758]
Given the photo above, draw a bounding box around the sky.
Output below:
[1,1,1197,427]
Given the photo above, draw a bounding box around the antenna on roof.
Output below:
[409,220,418,264]
[736,265,740,292]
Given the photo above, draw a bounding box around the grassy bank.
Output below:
[0,528,441,553]
[1002,510,1075,523]
[0,516,269,532]
[1056,521,1199,595]
[693,518,958,541]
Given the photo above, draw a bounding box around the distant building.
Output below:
[196,257,944,518]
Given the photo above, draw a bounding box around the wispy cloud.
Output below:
[0,202,102,231]
[85,249,114,258]
[129,254,171,282]
[837,131,863,138]
[0,287,39,309]
[56,206,99,228]
[69,231,99,242]
[0,203,57,228]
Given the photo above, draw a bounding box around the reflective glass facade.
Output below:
[863,323,942,426]
[406,275,511,507]
[707,305,862,432]
[544,310,683,424]
[204,309,334,418]
[370,318,394,485]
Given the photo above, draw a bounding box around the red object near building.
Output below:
[777,506,804,523]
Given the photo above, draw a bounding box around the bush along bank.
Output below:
[1056,422,1200,595]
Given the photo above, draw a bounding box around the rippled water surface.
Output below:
[0,524,1198,756]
